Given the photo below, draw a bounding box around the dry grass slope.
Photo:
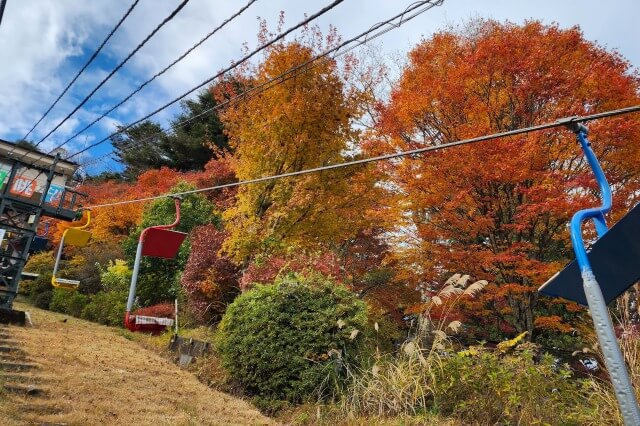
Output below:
[0,302,274,426]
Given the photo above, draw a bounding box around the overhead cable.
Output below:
[32,0,190,147]
[21,0,140,141]
[62,0,346,160]
[59,0,258,148]
[81,0,445,168]
[0,0,7,28]
[84,104,640,209]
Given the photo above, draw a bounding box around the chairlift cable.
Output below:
[0,0,8,28]
[59,0,258,148]
[61,0,347,160]
[20,0,140,141]
[84,105,640,209]
[12,0,347,185]
[80,0,445,168]
[30,0,190,148]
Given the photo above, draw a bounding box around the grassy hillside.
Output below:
[0,302,273,426]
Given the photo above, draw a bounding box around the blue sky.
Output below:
[0,0,638,175]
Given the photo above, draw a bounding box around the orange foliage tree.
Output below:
[72,166,215,244]
[375,20,640,337]
[220,37,380,263]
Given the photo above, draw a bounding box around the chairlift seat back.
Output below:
[141,228,187,259]
[64,228,92,247]
[30,236,49,252]
[539,202,640,306]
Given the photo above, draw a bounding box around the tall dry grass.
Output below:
[338,274,613,425]
[340,274,488,418]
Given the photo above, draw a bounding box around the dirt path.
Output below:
[0,302,274,425]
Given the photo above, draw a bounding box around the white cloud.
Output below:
[0,0,121,137]
[0,0,638,164]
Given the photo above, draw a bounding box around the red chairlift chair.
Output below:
[124,196,187,333]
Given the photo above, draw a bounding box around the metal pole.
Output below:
[174,298,178,335]
[52,234,65,278]
[570,126,640,425]
[126,238,144,313]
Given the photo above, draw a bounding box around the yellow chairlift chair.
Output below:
[51,210,92,290]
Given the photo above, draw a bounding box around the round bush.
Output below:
[50,289,89,317]
[34,290,53,310]
[216,273,369,404]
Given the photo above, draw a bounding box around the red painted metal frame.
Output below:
[124,197,183,333]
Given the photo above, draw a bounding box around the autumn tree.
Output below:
[181,225,239,323]
[111,87,230,179]
[193,157,238,211]
[238,228,418,327]
[78,167,198,244]
[221,40,379,263]
[375,20,640,338]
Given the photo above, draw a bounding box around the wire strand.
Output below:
[59,0,258,149]
[84,105,640,209]
[10,0,347,186]
[21,0,140,141]
[32,0,190,148]
[81,0,444,168]
[0,0,8,29]
[64,0,346,160]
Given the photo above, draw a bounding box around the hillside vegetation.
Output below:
[0,302,272,426]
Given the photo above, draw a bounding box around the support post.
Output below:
[51,233,66,279]
[174,298,179,335]
[126,238,144,315]
[567,122,640,425]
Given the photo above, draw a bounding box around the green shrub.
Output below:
[20,252,54,302]
[216,273,369,406]
[99,259,131,292]
[71,242,124,295]
[49,289,89,317]
[34,290,53,309]
[432,349,589,424]
[76,260,130,326]
[81,290,127,326]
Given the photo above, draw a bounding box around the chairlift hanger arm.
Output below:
[72,209,92,230]
[565,124,611,271]
[557,122,640,425]
[139,197,181,242]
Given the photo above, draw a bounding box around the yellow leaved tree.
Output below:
[221,40,379,263]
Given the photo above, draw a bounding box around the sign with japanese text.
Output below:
[45,184,64,204]
[10,175,36,197]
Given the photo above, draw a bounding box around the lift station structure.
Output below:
[0,139,85,323]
